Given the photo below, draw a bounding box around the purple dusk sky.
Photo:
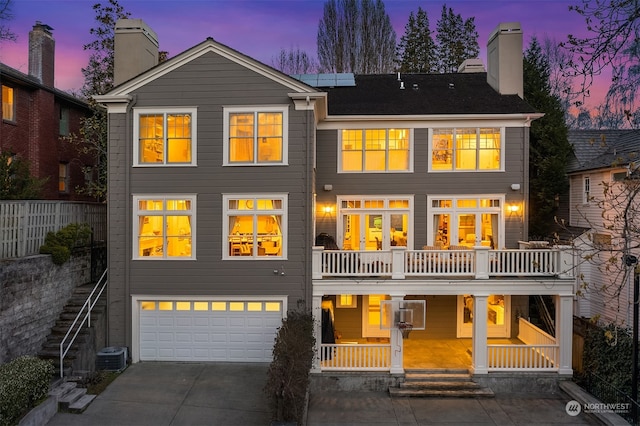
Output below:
[0,0,609,104]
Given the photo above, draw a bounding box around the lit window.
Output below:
[141,301,156,310]
[159,301,173,310]
[59,163,69,193]
[133,108,196,166]
[247,302,262,311]
[229,302,245,311]
[224,194,287,259]
[265,302,281,312]
[193,302,208,311]
[133,195,195,259]
[212,302,227,311]
[176,301,191,311]
[431,128,502,171]
[224,106,288,165]
[340,128,411,172]
[2,85,15,122]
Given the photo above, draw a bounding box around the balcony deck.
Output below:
[312,246,575,281]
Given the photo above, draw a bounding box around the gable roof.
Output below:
[567,129,640,173]
[323,73,537,116]
[102,38,319,98]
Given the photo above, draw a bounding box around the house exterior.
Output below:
[0,22,95,201]
[96,19,576,386]
[566,129,640,327]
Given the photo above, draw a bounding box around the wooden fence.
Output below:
[0,201,106,259]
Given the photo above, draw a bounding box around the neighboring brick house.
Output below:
[96,19,577,390]
[0,22,95,201]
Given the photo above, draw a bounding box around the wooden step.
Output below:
[390,368,494,398]
[58,387,87,409]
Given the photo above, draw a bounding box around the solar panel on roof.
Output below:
[292,73,355,87]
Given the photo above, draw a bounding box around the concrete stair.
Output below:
[389,369,495,398]
[38,283,106,377]
[49,380,96,413]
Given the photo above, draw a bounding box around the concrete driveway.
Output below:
[47,362,271,426]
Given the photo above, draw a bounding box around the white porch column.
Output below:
[391,247,406,279]
[312,246,323,279]
[474,246,490,279]
[390,295,405,374]
[471,294,489,375]
[311,294,323,373]
[555,294,574,375]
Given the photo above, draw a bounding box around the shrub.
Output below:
[0,356,54,426]
[39,223,92,265]
[264,306,315,425]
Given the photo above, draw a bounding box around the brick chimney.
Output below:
[486,22,523,98]
[114,19,159,86]
[29,21,55,87]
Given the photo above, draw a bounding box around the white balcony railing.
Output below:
[312,246,574,280]
[320,343,391,371]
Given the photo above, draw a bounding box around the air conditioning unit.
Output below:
[96,346,127,371]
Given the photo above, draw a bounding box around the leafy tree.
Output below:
[63,0,130,201]
[0,0,16,42]
[271,46,318,75]
[523,37,572,238]
[563,0,639,127]
[317,0,396,73]
[0,152,46,200]
[434,4,479,73]
[396,7,436,73]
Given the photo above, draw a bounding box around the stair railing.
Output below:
[59,268,108,377]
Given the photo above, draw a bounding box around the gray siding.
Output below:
[107,52,314,347]
[315,126,528,248]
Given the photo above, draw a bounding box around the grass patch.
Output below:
[84,370,122,395]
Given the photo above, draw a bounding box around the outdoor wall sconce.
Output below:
[507,204,522,221]
[323,205,334,215]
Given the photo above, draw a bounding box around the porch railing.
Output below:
[0,201,107,259]
[487,344,558,371]
[312,246,574,280]
[320,343,391,371]
[518,317,556,346]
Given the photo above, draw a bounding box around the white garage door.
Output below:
[139,300,283,362]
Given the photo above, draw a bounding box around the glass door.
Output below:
[457,295,510,337]
[362,295,390,338]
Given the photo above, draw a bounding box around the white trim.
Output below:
[130,294,288,363]
[457,294,511,338]
[428,127,505,172]
[317,114,543,130]
[132,194,197,260]
[92,94,132,113]
[222,105,289,166]
[222,193,288,260]
[132,107,198,166]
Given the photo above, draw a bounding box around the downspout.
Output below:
[304,96,313,307]
[123,94,137,349]
[523,124,530,242]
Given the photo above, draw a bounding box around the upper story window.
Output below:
[340,128,411,172]
[59,106,69,136]
[223,194,287,259]
[223,106,288,165]
[430,127,502,171]
[133,108,197,166]
[133,195,195,259]
[583,176,590,203]
[2,85,15,122]
[58,163,69,193]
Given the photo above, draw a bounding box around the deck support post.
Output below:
[556,294,573,375]
[471,294,489,374]
[390,295,405,374]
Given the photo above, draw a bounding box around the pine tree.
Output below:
[523,37,572,238]
[434,4,479,73]
[396,7,436,73]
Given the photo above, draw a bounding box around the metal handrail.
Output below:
[59,268,108,377]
